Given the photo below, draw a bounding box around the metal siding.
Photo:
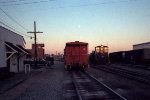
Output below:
[19,56,25,72]
[0,26,25,72]
[143,49,150,60]
[10,55,17,72]
[0,41,6,68]
[0,26,24,46]
[133,43,150,50]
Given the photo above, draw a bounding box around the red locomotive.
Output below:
[64,41,89,70]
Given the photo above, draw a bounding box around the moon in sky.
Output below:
[78,25,81,28]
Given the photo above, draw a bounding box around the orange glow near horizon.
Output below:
[25,40,133,55]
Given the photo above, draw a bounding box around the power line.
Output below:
[0,20,17,32]
[55,0,137,9]
[0,0,55,6]
[0,0,26,4]
[0,0,137,7]
[0,7,29,31]
[0,19,33,38]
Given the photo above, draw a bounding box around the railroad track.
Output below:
[109,65,150,78]
[119,64,150,71]
[72,71,126,100]
[93,65,150,85]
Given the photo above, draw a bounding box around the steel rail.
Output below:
[72,71,127,100]
[72,72,83,100]
[107,65,150,78]
[93,66,150,85]
[84,71,127,100]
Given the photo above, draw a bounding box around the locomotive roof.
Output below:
[95,45,108,48]
[66,41,88,46]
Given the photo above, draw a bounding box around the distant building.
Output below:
[133,42,150,50]
[0,26,28,73]
[27,44,45,60]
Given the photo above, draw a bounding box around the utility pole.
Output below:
[28,21,43,68]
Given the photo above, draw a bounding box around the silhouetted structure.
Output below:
[133,42,150,50]
[89,45,109,65]
[0,26,28,74]
[109,49,150,65]
[27,44,45,60]
[27,21,43,68]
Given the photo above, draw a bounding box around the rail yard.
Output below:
[0,61,150,100]
[0,41,150,100]
[0,1,150,100]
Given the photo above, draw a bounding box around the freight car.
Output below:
[89,45,109,65]
[109,49,150,65]
[109,51,126,63]
[64,41,88,70]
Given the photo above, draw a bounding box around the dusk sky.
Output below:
[0,0,150,54]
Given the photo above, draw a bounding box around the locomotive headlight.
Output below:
[104,47,108,53]
[96,47,100,53]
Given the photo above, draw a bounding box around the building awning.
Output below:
[16,45,29,54]
[5,42,29,54]
[5,42,22,53]
[5,42,28,60]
